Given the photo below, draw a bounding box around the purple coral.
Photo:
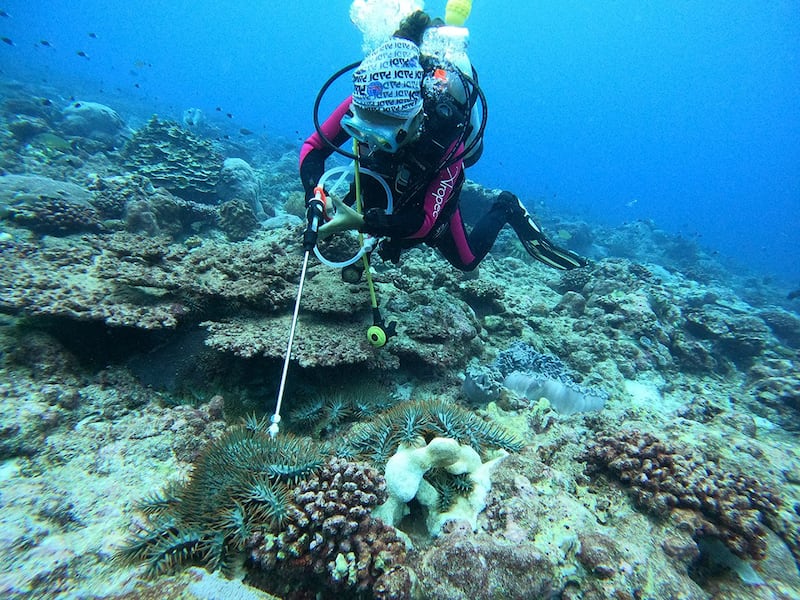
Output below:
[581,430,781,560]
[247,457,410,599]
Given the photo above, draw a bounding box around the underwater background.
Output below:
[2,0,798,283]
[1,1,800,599]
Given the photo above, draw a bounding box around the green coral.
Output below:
[121,115,224,202]
[116,417,327,577]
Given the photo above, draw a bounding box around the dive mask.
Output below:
[341,106,422,154]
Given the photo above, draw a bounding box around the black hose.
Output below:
[312,61,360,161]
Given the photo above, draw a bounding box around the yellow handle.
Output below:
[445,0,472,26]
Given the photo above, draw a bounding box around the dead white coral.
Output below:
[374,436,507,536]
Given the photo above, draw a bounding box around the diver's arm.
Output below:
[299,97,353,199]
[360,205,425,238]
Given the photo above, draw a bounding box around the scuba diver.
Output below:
[299,10,587,274]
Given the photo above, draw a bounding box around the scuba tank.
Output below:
[420,24,483,167]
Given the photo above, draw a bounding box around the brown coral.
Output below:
[581,429,781,561]
[247,457,409,599]
[8,194,104,235]
[218,199,259,241]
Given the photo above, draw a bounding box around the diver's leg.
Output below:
[493,191,587,270]
[431,208,496,271]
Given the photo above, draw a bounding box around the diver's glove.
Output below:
[318,195,364,240]
[496,191,588,270]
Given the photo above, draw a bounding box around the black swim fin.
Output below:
[497,191,588,270]
[519,235,588,270]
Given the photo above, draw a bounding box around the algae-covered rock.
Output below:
[218,198,259,241]
[217,157,268,218]
[60,100,125,148]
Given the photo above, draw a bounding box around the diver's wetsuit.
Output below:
[299,97,508,272]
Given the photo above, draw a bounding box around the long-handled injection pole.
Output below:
[268,187,327,438]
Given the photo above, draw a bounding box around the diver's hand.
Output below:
[318,196,364,239]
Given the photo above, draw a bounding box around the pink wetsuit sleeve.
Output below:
[407,143,465,240]
[299,96,353,165]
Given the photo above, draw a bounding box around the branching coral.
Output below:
[581,429,781,561]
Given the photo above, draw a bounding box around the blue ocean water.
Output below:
[2,0,798,282]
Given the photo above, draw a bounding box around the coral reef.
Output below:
[758,307,800,348]
[90,173,218,238]
[121,115,224,202]
[0,228,302,329]
[59,100,126,150]
[247,457,410,599]
[746,358,800,430]
[3,76,800,600]
[6,191,103,235]
[581,429,782,560]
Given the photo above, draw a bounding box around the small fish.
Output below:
[215,106,221,111]
[1,36,13,46]
[76,50,90,59]
[134,83,139,88]
[0,10,9,17]
[239,128,253,135]
[88,32,97,38]
[226,113,232,118]
[788,289,800,301]
[39,40,52,47]
[40,98,52,106]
